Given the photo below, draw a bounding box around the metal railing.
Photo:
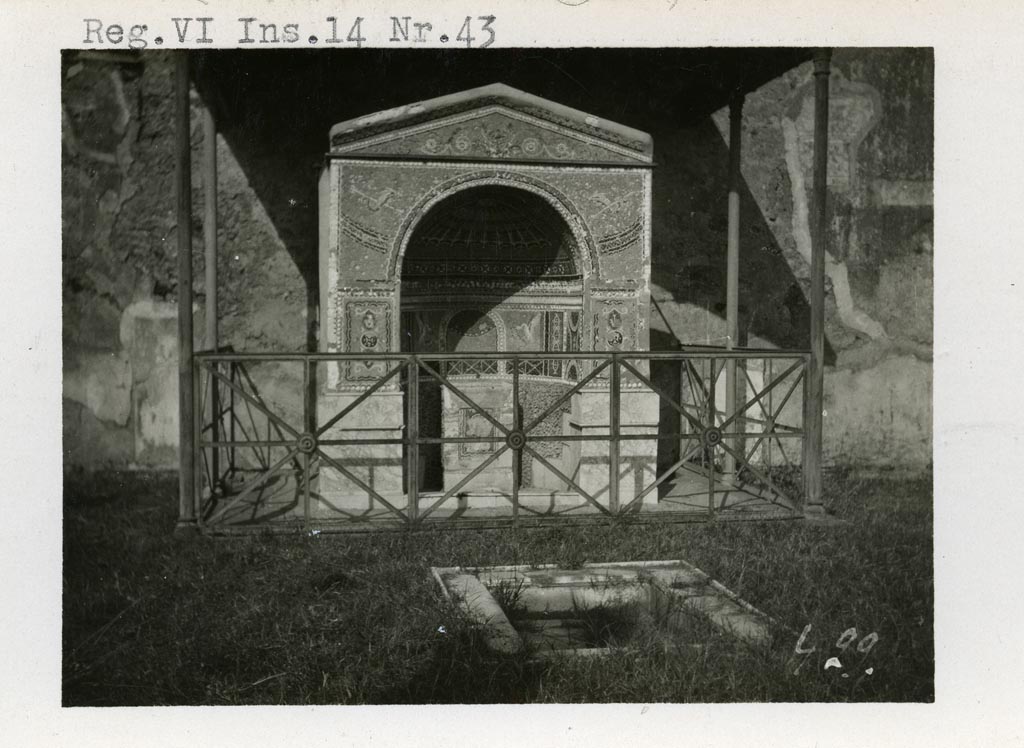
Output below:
[191,349,809,533]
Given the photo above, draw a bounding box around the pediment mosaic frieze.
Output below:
[332,108,649,166]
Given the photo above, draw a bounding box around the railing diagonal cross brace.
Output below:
[718,440,796,510]
[420,361,510,436]
[620,438,705,513]
[236,372,270,468]
[315,362,405,438]
[313,447,409,523]
[236,361,290,438]
[677,362,711,420]
[521,443,610,515]
[205,447,300,525]
[236,362,305,474]
[200,446,213,497]
[523,358,610,433]
[206,364,300,438]
[684,359,709,410]
[742,366,774,422]
[718,359,804,432]
[741,367,805,465]
[226,410,270,470]
[417,445,511,522]
[772,434,795,468]
[293,460,367,522]
[201,404,233,434]
[620,359,706,432]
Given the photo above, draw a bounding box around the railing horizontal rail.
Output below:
[198,431,805,450]
[195,348,811,362]
[198,440,296,448]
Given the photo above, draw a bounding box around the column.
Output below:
[202,94,219,493]
[176,50,196,528]
[202,102,217,351]
[804,48,831,515]
[724,90,744,478]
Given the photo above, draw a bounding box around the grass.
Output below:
[568,600,641,649]
[62,467,933,704]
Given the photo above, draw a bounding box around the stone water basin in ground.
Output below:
[432,560,776,659]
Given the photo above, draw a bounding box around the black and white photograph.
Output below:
[3,0,1023,745]
[59,41,933,703]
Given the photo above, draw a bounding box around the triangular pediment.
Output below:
[328,84,652,166]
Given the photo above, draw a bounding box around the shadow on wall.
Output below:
[650,116,836,360]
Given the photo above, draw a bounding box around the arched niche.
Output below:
[399,183,583,364]
[398,184,587,491]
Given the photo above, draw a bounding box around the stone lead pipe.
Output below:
[176,50,196,528]
[724,91,744,478]
[804,48,831,515]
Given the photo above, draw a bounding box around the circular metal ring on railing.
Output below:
[296,432,318,455]
[506,430,527,450]
[703,427,723,447]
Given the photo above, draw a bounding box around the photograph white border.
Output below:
[2,0,1020,745]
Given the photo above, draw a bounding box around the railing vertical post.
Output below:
[228,361,236,479]
[804,48,831,517]
[801,354,812,514]
[608,355,620,514]
[203,98,219,494]
[202,103,217,350]
[707,357,717,516]
[193,359,204,524]
[406,357,420,523]
[175,50,196,532]
[511,356,520,526]
[304,357,315,434]
[677,349,686,470]
[685,353,697,460]
[767,358,774,470]
[210,362,220,493]
[302,357,311,529]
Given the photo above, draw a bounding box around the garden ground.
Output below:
[62,468,932,704]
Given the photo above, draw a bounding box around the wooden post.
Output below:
[724,91,744,478]
[804,49,831,516]
[202,103,217,350]
[176,50,196,529]
[202,97,219,494]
